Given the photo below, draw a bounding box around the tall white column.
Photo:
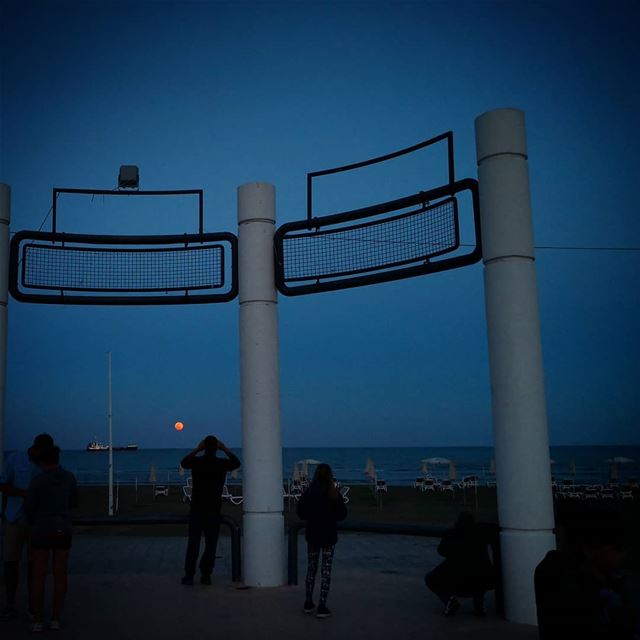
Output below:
[475,109,555,625]
[237,182,285,586]
[0,184,10,475]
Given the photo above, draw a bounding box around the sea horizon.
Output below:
[5,443,634,487]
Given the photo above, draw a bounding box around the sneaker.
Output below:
[443,596,460,616]
[49,620,61,631]
[200,575,212,585]
[316,604,332,618]
[181,575,194,586]
[30,622,44,633]
[0,607,17,620]
[303,600,315,614]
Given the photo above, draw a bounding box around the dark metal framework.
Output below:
[9,230,238,305]
[275,178,481,296]
[306,131,455,221]
[51,188,205,234]
[276,131,481,296]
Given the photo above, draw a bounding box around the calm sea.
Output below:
[6,445,638,487]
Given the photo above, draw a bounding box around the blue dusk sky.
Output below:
[1,1,638,451]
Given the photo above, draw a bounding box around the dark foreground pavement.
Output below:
[1,532,538,639]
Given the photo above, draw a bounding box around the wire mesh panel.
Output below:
[283,198,458,282]
[275,179,481,296]
[10,231,238,305]
[22,244,223,292]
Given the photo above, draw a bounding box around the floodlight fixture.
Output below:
[118,165,139,189]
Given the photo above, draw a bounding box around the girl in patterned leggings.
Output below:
[296,463,348,618]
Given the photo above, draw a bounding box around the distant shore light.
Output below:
[174,421,184,431]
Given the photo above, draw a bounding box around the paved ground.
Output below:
[1,532,539,639]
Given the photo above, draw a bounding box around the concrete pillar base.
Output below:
[242,512,285,586]
[500,529,556,625]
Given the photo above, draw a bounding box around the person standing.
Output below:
[24,442,77,632]
[0,433,53,621]
[296,463,348,619]
[180,436,241,585]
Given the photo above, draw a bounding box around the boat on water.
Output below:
[86,441,138,452]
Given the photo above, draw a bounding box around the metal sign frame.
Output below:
[275,178,481,296]
[9,230,238,305]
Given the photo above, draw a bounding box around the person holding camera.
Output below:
[179,436,240,586]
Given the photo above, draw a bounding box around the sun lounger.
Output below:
[182,485,192,503]
[421,479,438,492]
[413,477,425,490]
[582,486,600,500]
[283,484,302,502]
[375,479,387,493]
[222,484,243,505]
[620,485,634,500]
[153,484,169,498]
[439,480,455,493]
[458,476,478,489]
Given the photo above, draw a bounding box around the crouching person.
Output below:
[425,512,495,616]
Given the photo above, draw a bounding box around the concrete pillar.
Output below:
[237,182,285,586]
[0,185,9,474]
[475,109,555,624]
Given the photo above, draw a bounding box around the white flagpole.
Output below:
[108,351,114,516]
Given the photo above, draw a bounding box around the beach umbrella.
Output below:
[299,458,322,477]
[292,463,302,482]
[606,457,634,482]
[149,464,157,484]
[489,458,496,475]
[568,459,576,476]
[422,458,450,477]
[421,460,429,475]
[448,461,457,481]
[364,458,375,479]
[422,457,451,465]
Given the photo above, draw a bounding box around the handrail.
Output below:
[73,514,242,582]
[287,520,504,617]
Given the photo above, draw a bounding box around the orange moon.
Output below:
[174,421,184,431]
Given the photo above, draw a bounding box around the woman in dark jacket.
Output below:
[425,512,495,616]
[296,463,347,618]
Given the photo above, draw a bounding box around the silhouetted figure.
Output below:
[535,503,637,640]
[425,512,495,616]
[24,443,78,632]
[0,433,54,621]
[296,463,347,618]
[180,436,240,585]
